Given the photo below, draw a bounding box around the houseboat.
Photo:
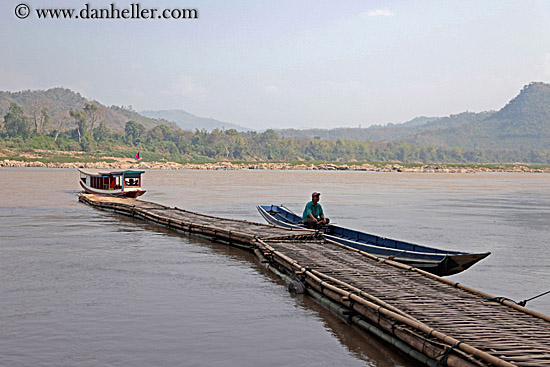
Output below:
[78,169,146,198]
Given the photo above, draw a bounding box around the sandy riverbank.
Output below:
[1,159,549,173]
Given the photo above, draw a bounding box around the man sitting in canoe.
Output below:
[303,192,330,228]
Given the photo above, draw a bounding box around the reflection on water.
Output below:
[1,168,549,366]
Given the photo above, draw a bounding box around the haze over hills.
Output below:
[0,88,253,133]
[0,88,173,132]
[1,82,549,153]
[141,110,252,132]
[404,82,550,149]
[278,82,550,150]
[276,111,493,142]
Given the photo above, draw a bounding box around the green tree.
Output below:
[84,103,103,133]
[4,102,32,138]
[69,109,87,143]
[31,105,50,133]
[40,107,51,133]
[125,120,145,145]
[93,121,110,142]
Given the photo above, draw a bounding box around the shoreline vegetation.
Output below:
[4,87,550,172]
[2,93,550,174]
[1,158,549,173]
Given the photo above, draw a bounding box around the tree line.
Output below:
[2,101,550,164]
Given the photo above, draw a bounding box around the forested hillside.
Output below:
[278,82,550,151]
[0,88,171,133]
[277,111,493,142]
[405,82,550,149]
[1,83,550,164]
[2,103,550,164]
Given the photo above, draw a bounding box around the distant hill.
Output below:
[401,116,439,127]
[0,88,172,132]
[404,82,550,149]
[277,112,491,142]
[277,82,550,151]
[141,109,252,132]
[3,83,549,152]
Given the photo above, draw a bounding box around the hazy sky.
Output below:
[2,0,550,129]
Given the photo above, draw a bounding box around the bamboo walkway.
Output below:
[79,194,550,367]
[78,194,311,243]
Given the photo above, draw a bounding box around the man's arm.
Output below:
[319,204,326,224]
[308,212,318,223]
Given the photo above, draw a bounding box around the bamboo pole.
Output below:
[173,206,305,229]
[308,268,420,323]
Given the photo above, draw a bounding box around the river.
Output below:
[1,168,549,367]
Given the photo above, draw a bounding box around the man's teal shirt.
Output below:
[302,201,324,221]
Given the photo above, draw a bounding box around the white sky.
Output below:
[2,0,550,130]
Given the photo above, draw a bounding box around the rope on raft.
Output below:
[486,289,550,307]
[519,289,550,307]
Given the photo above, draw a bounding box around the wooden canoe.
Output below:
[257,204,490,276]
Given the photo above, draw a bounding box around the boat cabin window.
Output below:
[125,178,140,187]
[87,175,122,190]
[90,176,108,190]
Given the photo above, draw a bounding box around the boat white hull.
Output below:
[79,181,145,198]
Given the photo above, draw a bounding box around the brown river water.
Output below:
[1,168,549,367]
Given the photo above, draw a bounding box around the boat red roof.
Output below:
[78,169,145,176]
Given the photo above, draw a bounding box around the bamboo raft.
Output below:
[79,194,550,367]
[78,194,311,245]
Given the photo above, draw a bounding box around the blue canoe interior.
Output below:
[257,205,490,276]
